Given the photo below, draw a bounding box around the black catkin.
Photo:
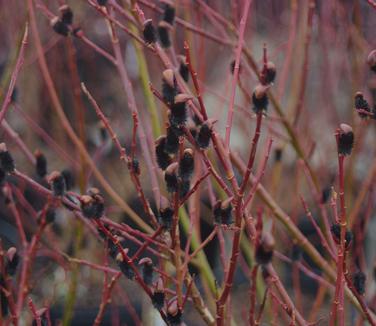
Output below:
[162,69,178,105]
[321,186,331,204]
[80,188,105,219]
[158,21,171,48]
[337,124,354,156]
[0,168,5,184]
[274,148,283,162]
[179,179,190,199]
[167,300,182,326]
[61,169,74,190]
[162,3,175,25]
[35,150,47,178]
[0,143,15,173]
[143,19,156,44]
[159,200,174,230]
[179,149,194,180]
[178,56,189,82]
[367,50,376,73]
[60,5,73,25]
[139,257,154,285]
[330,223,353,249]
[170,94,191,126]
[353,271,366,295]
[264,61,276,84]
[5,247,19,276]
[252,85,269,114]
[354,92,370,119]
[116,252,134,280]
[152,278,165,309]
[48,171,66,197]
[50,17,69,36]
[196,122,212,149]
[164,163,179,193]
[165,126,180,154]
[155,136,172,170]
[255,233,275,265]
[213,198,233,225]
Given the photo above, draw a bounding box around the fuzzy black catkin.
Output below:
[35,152,47,178]
[165,126,180,154]
[155,136,172,170]
[60,5,73,25]
[337,124,354,156]
[143,19,156,44]
[252,87,268,114]
[164,171,178,193]
[353,271,366,295]
[0,144,15,173]
[196,123,212,149]
[170,102,187,126]
[158,22,171,48]
[179,149,194,180]
[49,172,66,197]
[179,61,189,82]
[51,17,69,36]
[162,4,175,25]
[159,206,174,230]
[61,169,74,190]
[354,92,370,119]
[151,291,165,310]
[330,223,353,249]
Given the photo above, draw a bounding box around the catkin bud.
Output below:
[159,197,173,230]
[128,157,140,175]
[252,85,269,114]
[155,136,172,170]
[143,19,156,44]
[179,179,190,199]
[62,169,74,190]
[255,233,275,265]
[50,17,69,36]
[167,299,182,325]
[0,169,5,184]
[165,126,180,154]
[0,143,15,173]
[158,21,172,48]
[178,55,189,82]
[213,198,233,225]
[274,148,282,162]
[80,188,105,219]
[116,250,134,280]
[164,163,179,193]
[196,120,214,149]
[179,149,194,180]
[139,257,154,285]
[162,1,175,25]
[337,124,354,156]
[152,278,165,310]
[170,94,192,126]
[35,150,47,178]
[367,49,376,73]
[162,69,178,105]
[59,5,73,25]
[353,271,366,295]
[264,61,276,84]
[48,171,66,196]
[354,92,370,119]
[330,223,353,249]
[321,186,331,204]
[5,247,19,276]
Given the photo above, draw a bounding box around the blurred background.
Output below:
[0,0,375,325]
